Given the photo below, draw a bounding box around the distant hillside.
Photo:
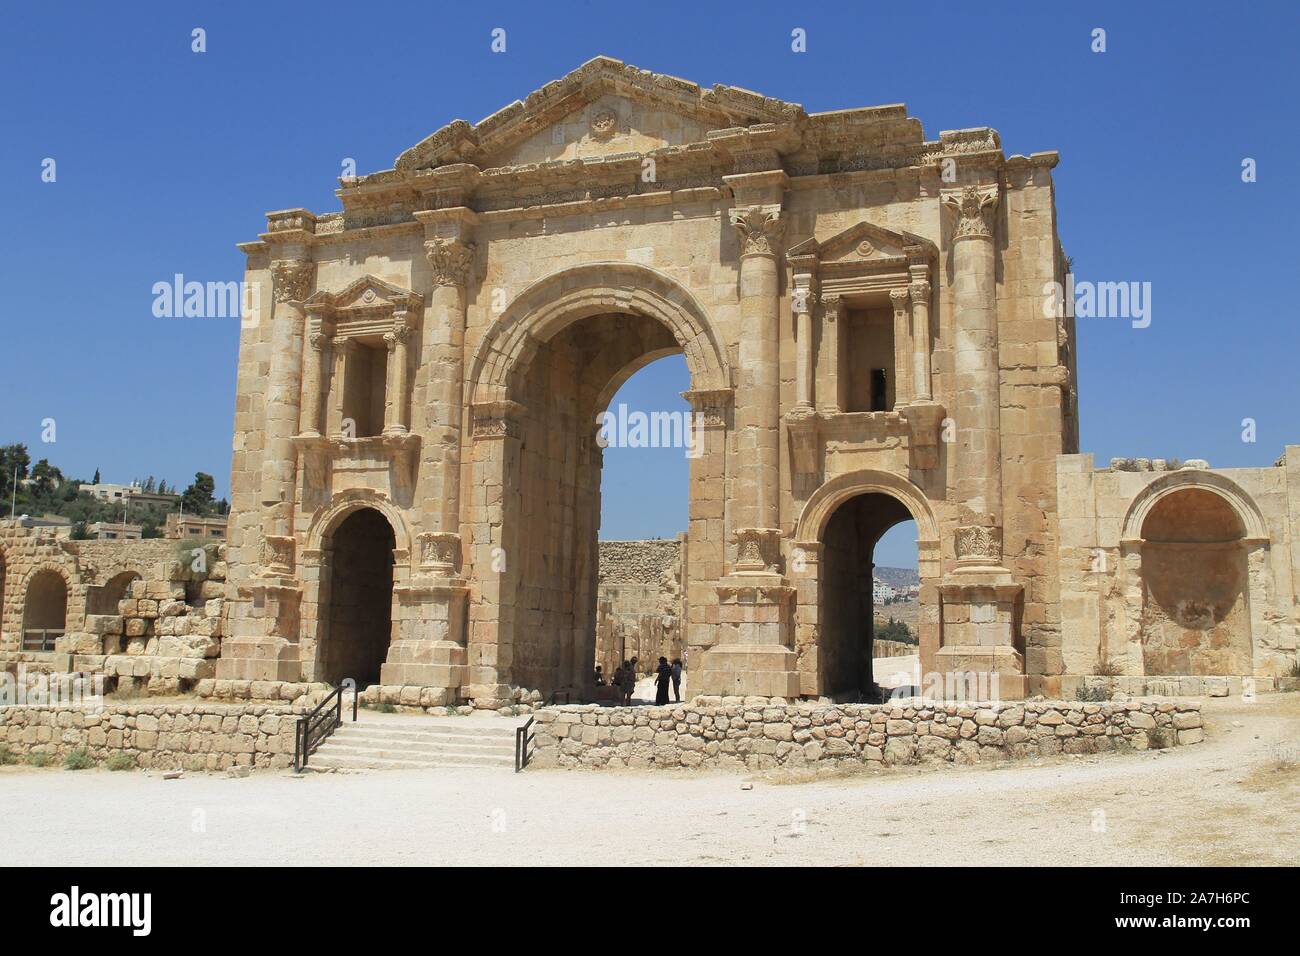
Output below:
[874,566,919,589]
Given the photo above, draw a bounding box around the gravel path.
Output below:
[2,695,1296,866]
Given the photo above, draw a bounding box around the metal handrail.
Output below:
[514,716,536,773]
[293,679,357,772]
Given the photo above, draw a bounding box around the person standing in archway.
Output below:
[654,656,672,705]
[670,658,683,703]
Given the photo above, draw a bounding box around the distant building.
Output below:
[86,521,143,540]
[165,512,227,541]
[872,578,897,604]
[80,482,179,509]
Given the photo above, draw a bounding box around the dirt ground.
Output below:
[2,694,1296,867]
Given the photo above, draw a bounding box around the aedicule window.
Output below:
[340,340,388,438]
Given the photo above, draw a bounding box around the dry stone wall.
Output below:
[0,701,308,771]
[531,697,1205,771]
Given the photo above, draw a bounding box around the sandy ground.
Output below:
[2,694,1296,867]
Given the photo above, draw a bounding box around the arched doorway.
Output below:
[317,508,395,686]
[1139,487,1250,675]
[23,569,68,652]
[818,492,917,701]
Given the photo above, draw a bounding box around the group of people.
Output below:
[596,656,683,705]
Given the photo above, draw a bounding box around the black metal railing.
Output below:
[294,680,357,772]
[514,716,535,773]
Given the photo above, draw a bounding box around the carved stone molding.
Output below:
[417,531,462,573]
[942,186,999,241]
[271,259,315,304]
[470,400,526,439]
[910,278,932,303]
[954,524,1003,563]
[898,399,947,471]
[308,331,330,352]
[889,286,911,311]
[681,388,733,428]
[730,204,785,258]
[424,238,476,287]
[820,293,843,321]
[734,527,782,574]
[785,408,820,476]
[262,534,296,575]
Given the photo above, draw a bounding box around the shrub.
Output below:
[25,750,54,768]
[1095,657,1125,677]
[377,702,396,714]
[1286,658,1300,680]
[1075,685,1112,702]
[0,745,17,766]
[106,752,136,772]
[63,747,95,771]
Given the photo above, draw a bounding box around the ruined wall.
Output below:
[596,538,686,677]
[0,527,225,695]
[1054,449,1299,696]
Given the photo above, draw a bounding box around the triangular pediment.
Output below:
[395,56,804,173]
[306,275,421,313]
[789,220,936,268]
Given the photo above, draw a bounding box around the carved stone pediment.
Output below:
[394,56,805,174]
[788,220,936,278]
[305,274,422,316]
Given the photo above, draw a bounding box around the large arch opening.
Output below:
[23,569,68,652]
[819,492,919,701]
[1139,487,1251,675]
[594,353,691,700]
[508,311,683,698]
[317,507,395,687]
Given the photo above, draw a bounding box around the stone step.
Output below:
[321,738,514,759]
[345,718,521,739]
[307,753,511,771]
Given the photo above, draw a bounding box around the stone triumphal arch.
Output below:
[214,56,1091,706]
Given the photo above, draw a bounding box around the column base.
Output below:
[379,640,467,690]
[936,568,1026,701]
[215,638,302,682]
[693,575,800,699]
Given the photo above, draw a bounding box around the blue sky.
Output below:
[2,1,1297,568]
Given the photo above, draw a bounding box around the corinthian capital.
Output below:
[270,259,315,304]
[424,238,476,287]
[730,205,785,259]
[942,186,999,241]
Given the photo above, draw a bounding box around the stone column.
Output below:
[382,311,412,435]
[936,185,1025,698]
[889,286,913,406]
[729,204,784,535]
[909,272,934,402]
[299,327,330,439]
[378,222,476,701]
[792,271,815,410]
[692,199,799,700]
[818,294,844,415]
[260,257,314,575]
[943,186,1004,544]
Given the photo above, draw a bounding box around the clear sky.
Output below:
[3,1,1297,569]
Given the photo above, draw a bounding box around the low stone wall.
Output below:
[531,697,1205,771]
[0,701,309,771]
[873,639,917,659]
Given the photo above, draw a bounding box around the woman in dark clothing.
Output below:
[670,658,683,703]
[654,656,673,705]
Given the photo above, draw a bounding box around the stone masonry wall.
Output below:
[596,538,686,677]
[0,701,308,771]
[531,697,1204,771]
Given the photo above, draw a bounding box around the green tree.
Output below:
[92,468,101,484]
[181,472,216,516]
[0,444,31,500]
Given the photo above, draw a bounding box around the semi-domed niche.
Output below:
[1139,488,1250,675]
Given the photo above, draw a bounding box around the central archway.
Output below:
[465,263,731,700]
